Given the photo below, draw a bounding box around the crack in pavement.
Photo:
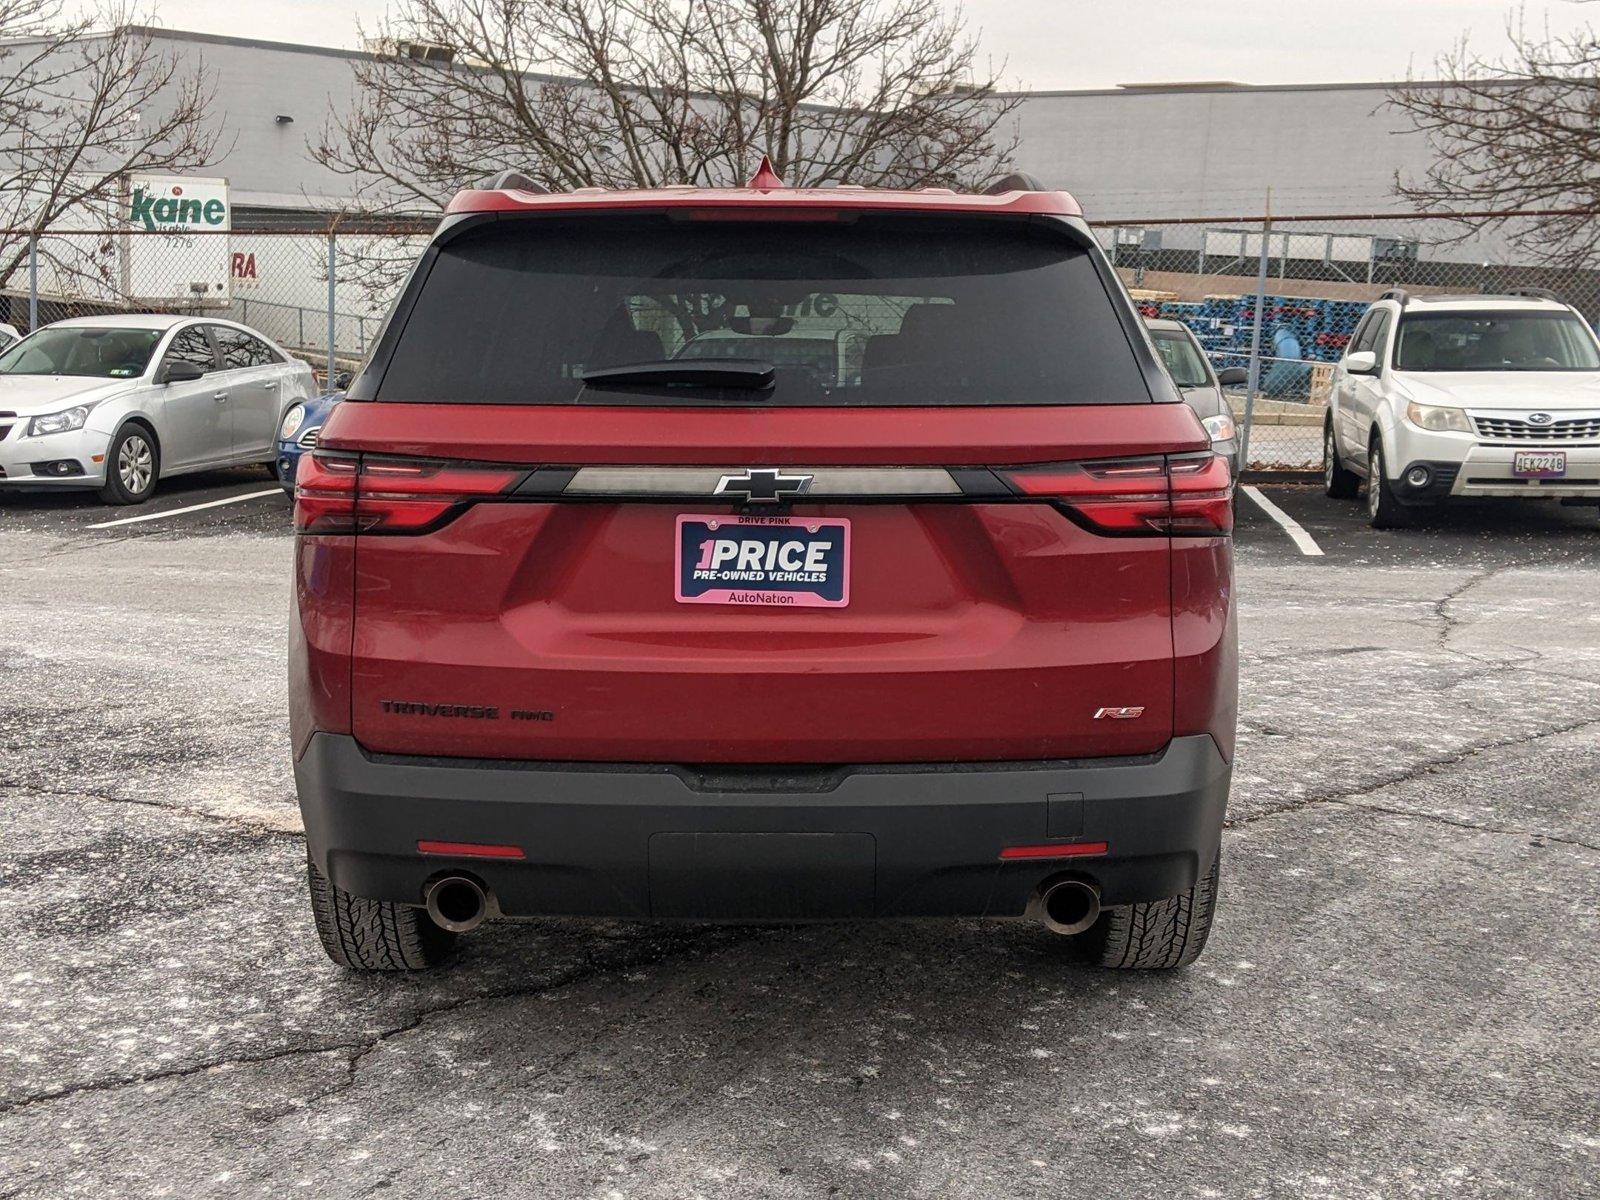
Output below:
[1323,797,1600,854]
[0,781,301,842]
[1230,712,1600,830]
[1432,565,1508,650]
[0,926,766,1119]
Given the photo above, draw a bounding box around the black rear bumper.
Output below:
[296,733,1230,920]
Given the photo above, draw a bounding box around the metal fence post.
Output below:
[326,231,337,384]
[1240,193,1272,472]
[27,233,39,331]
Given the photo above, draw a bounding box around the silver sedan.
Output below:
[0,314,315,504]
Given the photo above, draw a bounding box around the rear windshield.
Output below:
[1394,312,1600,372]
[375,216,1150,406]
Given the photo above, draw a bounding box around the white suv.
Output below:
[1323,289,1600,527]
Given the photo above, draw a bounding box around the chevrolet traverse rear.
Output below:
[290,169,1236,971]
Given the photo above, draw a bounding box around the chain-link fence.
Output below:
[0,225,430,389]
[4,211,1596,470]
[1091,209,1600,470]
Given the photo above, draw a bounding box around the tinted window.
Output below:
[1395,312,1600,371]
[164,327,217,373]
[377,217,1150,406]
[1367,310,1393,361]
[214,326,280,369]
[0,326,163,378]
[1150,330,1211,388]
[1349,311,1378,355]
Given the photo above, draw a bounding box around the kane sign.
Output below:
[127,176,230,232]
[122,175,231,304]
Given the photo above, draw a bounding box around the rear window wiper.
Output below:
[580,359,776,391]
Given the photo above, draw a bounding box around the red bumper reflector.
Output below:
[999,841,1109,861]
[416,839,526,860]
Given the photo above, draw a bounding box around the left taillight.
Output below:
[294,452,526,535]
[1001,453,1233,536]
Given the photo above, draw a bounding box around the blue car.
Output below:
[276,391,342,495]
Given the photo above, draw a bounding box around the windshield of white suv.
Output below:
[1394,312,1600,372]
[375,215,1153,406]
[0,327,163,379]
[1149,330,1212,388]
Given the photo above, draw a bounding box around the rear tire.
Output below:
[1324,419,1360,499]
[1366,436,1412,529]
[1079,851,1220,970]
[307,859,456,970]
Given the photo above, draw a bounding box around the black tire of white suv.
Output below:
[1324,417,1360,499]
[1078,852,1220,969]
[307,859,456,970]
[1366,436,1412,529]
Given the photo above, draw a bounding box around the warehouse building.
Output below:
[4,25,1564,376]
[67,28,1455,225]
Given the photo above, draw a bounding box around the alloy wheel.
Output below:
[1367,444,1382,519]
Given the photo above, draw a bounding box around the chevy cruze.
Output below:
[290,169,1238,972]
[0,314,314,503]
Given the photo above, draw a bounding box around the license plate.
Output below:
[676,514,850,608]
[1513,450,1566,479]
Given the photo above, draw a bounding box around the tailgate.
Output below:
[328,402,1206,765]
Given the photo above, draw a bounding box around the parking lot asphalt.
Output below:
[0,467,291,539]
[0,483,1596,1198]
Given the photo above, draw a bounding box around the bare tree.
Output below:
[1388,9,1600,265]
[0,2,218,297]
[315,0,1022,217]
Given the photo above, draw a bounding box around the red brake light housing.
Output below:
[294,452,525,535]
[1002,452,1233,536]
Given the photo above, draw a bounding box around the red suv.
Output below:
[290,169,1236,972]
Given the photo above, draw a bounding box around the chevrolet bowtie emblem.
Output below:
[713,468,814,504]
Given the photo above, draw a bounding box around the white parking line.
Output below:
[1242,485,1325,557]
[85,488,283,530]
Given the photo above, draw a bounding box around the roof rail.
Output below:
[1504,286,1561,302]
[983,172,1047,195]
[1378,287,1409,307]
[481,170,549,193]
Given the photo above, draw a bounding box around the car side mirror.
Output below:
[160,360,206,385]
[1215,365,1248,386]
[1344,350,1378,376]
[333,370,352,390]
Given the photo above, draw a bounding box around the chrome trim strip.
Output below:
[564,466,962,496]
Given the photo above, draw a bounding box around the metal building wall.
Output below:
[1007,82,1437,221]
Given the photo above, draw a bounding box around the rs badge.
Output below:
[1093,706,1146,720]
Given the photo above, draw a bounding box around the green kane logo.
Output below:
[129,186,227,231]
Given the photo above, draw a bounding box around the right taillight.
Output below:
[294,452,526,535]
[1001,453,1233,536]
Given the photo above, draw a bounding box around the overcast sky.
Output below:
[143,0,1594,90]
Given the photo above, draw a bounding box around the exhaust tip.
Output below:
[424,875,490,933]
[1036,878,1101,936]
